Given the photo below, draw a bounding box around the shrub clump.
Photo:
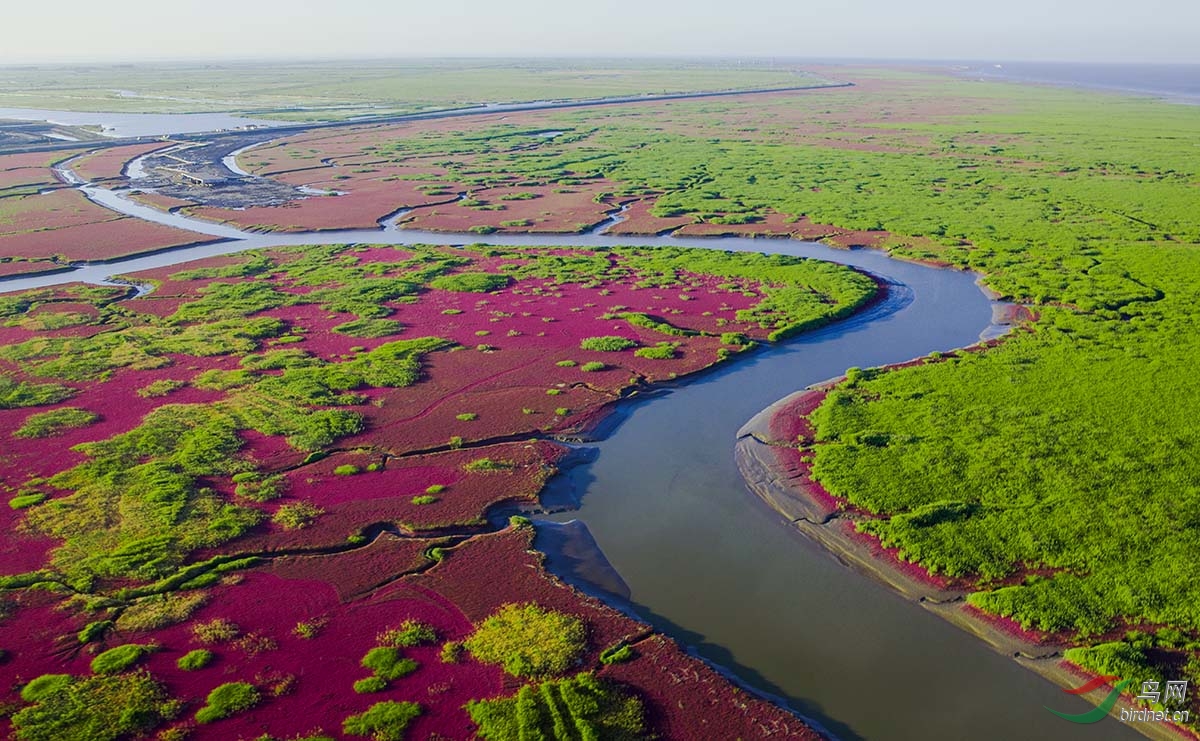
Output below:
[176,649,214,671]
[192,618,239,644]
[136,379,184,398]
[195,682,260,724]
[466,673,644,740]
[333,464,361,476]
[332,318,404,338]
[11,671,178,741]
[12,407,99,438]
[361,647,418,681]
[90,643,157,674]
[342,701,421,741]
[19,674,71,702]
[353,676,388,694]
[579,361,606,372]
[463,603,586,678]
[272,501,324,530]
[579,336,636,352]
[633,342,678,360]
[429,272,511,293]
[463,458,513,472]
[379,620,438,648]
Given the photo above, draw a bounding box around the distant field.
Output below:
[0,59,831,120]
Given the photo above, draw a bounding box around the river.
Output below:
[0,164,1143,740]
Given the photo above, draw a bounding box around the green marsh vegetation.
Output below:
[466,672,645,741]
[12,407,98,438]
[342,701,421,741]
[464,602,586,678]
[194,681,260,724]
[10,670,179,741]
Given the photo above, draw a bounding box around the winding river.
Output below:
[0,170,1142,740]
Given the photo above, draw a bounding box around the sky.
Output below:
[1,0,1198,64]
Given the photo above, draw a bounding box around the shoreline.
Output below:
[733,331,1194,741]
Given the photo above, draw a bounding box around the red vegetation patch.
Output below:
[124,566,506,741]
[600,634,823,740]
[605,197,698,235]
[187,177,460,232]
[69,143,170,183]
[127,190,199,213]
[399,184,619,235]
[0,258,62,277]
[1,213,218,262]
[0,151,81,192]
[0,188,118,234]
[407,526,650,665]
[231,442,567,553]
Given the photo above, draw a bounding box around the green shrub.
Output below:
[463,458,513,472]
[10,493,46,509]
[272,502,324,530]
[634,342,678,360]
[463,603,586,678]
[195,682,260,724]
[116,591,209,632]
[293,617,327,639]
[177,649,214,671]
[720,332,750,346]
[380,620,438,648]
[90,643,156,674]
[10,671,178,741]
[20,674,71,702]
[332,319,405,338]
[466,673,644,740]
[440,641,463,663]
[13,407,98,438]
[77,620,113,644]
[555,360,577,367]
[411,495,437,505]
[500,219,531,227]
[235,474,287,502]
[136,379,184,398]
[361,647,418,680]
[333,464,361,476]
[429,273,511,293]
[441,308,464,315]
[353,676,388,694]
[342,701,421,741]
[425,484,446,494]
[455,413,478,421]
[579,361,605,372]
[579,336,636,352]
[0,375,75,409]
[192,618,239,644]
[599,642,636,664]
[545,388,561,396]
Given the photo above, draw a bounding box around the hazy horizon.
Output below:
[2,0,1198,65]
